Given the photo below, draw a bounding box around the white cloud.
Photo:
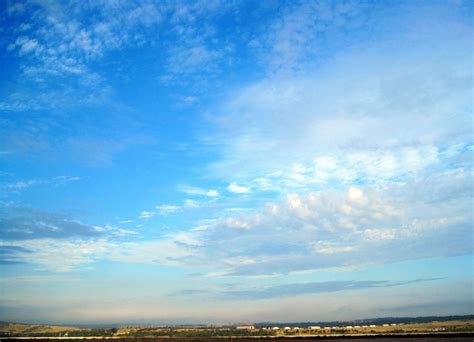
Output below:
[225,217,252,230]
[5,180,40,189]
[2,1,231,110]
[206,189,219,197]
[251,177,280,192]
[126,3,162,27]
[363,229,397,242]
[156,205,180,215]
[7,2,26,15]
[254,1,363,74]
[139,211,155,219]
[347,187,364,203]
[111,166,472,276]
[178,184,206,195]
[313,244,354,255]
[228,183,250,194]
[54,176,81,182]
[207,13,470,182]
[184,199,200,208]
[182,95,198,104]
[5,164,469,276]
[15,36,41,56]
[165,45,222,77]
[178,185,220,197]
[113,228,138,237]
[108,238,196,267]
[2,176,81,194]
[7,238,110,272]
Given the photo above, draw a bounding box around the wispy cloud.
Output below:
[178,184,219,197]
[228,183,250,194]
[8,238,110,272]
[207,10,471,181]
[250,0,364,74]
[4,180,41,190]
[1,0,236,111]
[184,199,200,208]
[0,274,80,283]
[171,278,442,300]
[2,176,81,194]
[139,211,155,219]
[0,207,103,240]
[66,136,155,166]
[221,278,441,300]
[53,176,81,182]
[0,245,32,265]
[156,205,181,215]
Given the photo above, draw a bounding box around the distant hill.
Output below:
[254,315,474,328]
[0,321,83,336]
[0,322,118,338]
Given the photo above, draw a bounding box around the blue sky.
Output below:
[0,0,472,324]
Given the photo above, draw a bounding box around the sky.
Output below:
[0,0,472,324]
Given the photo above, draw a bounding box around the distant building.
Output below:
[369,325,376,327]
[382,324,389,327]
[345,326,353,329]
[309,326,321,330]
[236,326,255,330]
[272,327,280,330]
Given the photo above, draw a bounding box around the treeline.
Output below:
[255,314,474,328]
[125,328,275,338]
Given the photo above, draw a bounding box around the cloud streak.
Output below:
[0,208,103,240]
[0,246,32,265]
[221,278,442,300]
